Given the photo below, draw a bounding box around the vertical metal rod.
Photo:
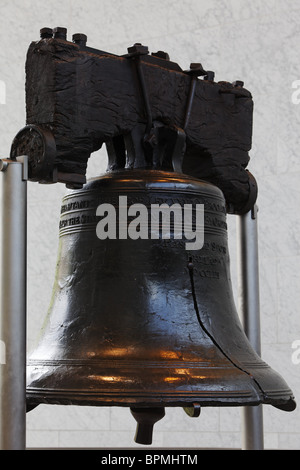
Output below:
[236,204,264,450]
[0,157,28,450]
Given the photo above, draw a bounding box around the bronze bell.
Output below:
[27,168,296,444]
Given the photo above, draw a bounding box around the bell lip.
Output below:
[26,393,296,411]
[26,387,296,411]
[272,397,297,412]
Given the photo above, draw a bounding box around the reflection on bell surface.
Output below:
[26,169,296,444]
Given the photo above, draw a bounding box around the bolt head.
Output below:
[127,43,149,56]
[53,27,67,40]
[40,27,53,39]
[232,80,244,87]
[187,63,206,76]
[72,33,87,46]
[151,50,170,60]
[204,71,215,81]
[190,62,203,70]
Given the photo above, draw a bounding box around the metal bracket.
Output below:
[126,44,152,141]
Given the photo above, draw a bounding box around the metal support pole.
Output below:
[236,204,264,450]
[0,156,28,450]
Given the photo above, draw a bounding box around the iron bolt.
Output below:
[187,63,207,77]
[53,27,67,40]
[151,50,170,61]
[40,27,53,39]
[127,43,149,56]
[232,80,244,88]
[72,33,87,47]
[204,71,215,81]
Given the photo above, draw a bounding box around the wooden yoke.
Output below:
[10,27,257,214]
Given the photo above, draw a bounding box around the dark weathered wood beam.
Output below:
[10,28,256,214]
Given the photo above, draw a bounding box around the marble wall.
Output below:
[0,0,299,449]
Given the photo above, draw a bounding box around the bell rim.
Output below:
[26,388,296,411]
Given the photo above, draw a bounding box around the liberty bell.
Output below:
[11,30,295,445]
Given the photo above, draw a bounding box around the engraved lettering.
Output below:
[61,199,91,214]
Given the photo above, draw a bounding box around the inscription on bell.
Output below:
[58,194,228,254]
[61,199,92,214]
